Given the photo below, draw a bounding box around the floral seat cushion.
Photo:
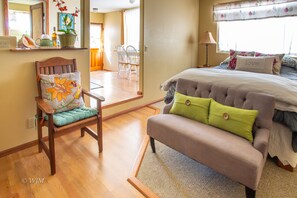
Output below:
[45,107,98,127]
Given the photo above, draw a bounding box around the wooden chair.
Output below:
[35,57,105,175]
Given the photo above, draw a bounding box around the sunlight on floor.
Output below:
[90,70,140,107]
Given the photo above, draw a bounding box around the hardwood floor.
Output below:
[90,71,140,107]
[0,107,157,198]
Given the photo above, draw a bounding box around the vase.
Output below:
[58,34,77,48]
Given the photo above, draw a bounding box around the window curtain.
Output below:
[214,0,297,22]
[124,8,140,50]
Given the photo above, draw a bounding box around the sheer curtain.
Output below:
[218,17,297,54]
[124,8,140,50]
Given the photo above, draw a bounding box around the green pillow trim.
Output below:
[169,92,211,124]
[208,99,258,142]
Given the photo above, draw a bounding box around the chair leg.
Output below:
[80,128,85,137]
[97,117,103,153]
[48,116,56,175]
[37,108,42,153]
[245,186,256,198]
[150,137,156,153]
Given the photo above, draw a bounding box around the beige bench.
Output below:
[147,78,275,198]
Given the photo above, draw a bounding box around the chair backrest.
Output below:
[126,45,139,65]
[164,78,275,131]
[35,57,77,98]
[116,45,128,63]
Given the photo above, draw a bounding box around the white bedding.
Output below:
[270,122,297,167]
[161,68,297,112]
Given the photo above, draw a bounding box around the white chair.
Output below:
[126,45,140,80]
[116,45,130,78]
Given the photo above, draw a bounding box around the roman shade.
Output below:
[213,0,297,22]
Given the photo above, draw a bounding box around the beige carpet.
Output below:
[137,141,297,198]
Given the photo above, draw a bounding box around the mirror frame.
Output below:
[4,0,49,36]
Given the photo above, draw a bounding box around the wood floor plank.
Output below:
[0,107,157,197]
[90,71,140,107]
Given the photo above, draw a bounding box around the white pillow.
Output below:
[235,56,275,74]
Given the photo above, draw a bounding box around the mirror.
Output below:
[4,0,49,40]
[4,0,82,48]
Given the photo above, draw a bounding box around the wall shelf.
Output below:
[10,48,88,52]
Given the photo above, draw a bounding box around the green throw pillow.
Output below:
[208,99,258,142]
[169,92,211,124]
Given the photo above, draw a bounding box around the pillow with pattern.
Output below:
[220,57,230,65]
[282,56,297,69]
[40,72,85,113]
[228,49,255,70]
[255,52,284,75]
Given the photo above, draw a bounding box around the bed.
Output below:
[161,62,297,168]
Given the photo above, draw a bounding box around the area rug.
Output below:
[135,139,297,198]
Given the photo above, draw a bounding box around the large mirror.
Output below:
[4,0,82,47]
[4,0,49,40]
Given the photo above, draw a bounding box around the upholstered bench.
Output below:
[147,78,275,198]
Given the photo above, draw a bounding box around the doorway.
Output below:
[89,0,141,108]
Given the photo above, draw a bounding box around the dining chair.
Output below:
[35,57,105,175]
[126,45,140,80]
[116,45,130,78]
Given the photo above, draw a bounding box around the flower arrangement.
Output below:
[52,0,80,35]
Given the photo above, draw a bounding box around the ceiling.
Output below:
[90,0,140,13]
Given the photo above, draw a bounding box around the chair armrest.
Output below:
[253,128,270,158]
[35,97,54,115]
[82,89,105,102]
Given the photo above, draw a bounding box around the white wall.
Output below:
[48,0,81,47]
[103,11,122,71]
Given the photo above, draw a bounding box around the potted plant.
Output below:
[52,0,80,48]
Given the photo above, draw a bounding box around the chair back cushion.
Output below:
[40,72,85,113]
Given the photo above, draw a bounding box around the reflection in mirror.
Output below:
[4,0,82,48]
[7,0,47,40]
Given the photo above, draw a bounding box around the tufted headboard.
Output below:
[163,78,275,131]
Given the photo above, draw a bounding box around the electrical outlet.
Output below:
[26,117,35,129]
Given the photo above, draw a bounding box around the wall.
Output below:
[9,3,30,11]
[48,0,81,47]
[0,0,4,35]
[90,12,104,24]
[0,0,90,152]
[103,11,122,71]
[198,0,237,66]
[0,50,90,151]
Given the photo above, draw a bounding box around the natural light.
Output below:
[218,17,297,55]
[9,10,31,40]
[124,8,140,50]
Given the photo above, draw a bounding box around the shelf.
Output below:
[10,48,88,52]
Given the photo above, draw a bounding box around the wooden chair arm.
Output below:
[35,97,54,115]
[82,89,105,102]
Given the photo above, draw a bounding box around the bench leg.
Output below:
[245,186,255,198]
[150,137,156,153]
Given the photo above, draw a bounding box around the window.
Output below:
[218,17,297,55]
[124,8,140,50]
[9,10,31,40]
[90,23,102,49]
